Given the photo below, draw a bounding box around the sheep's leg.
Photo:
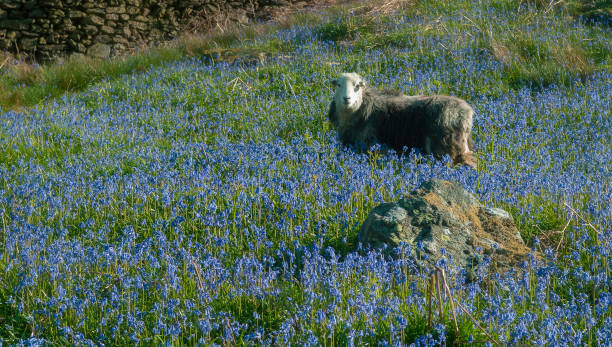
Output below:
[452,134,477,169]
[424,136,432,154]
[357,126,378,150]
[462,134,471,154]
[454,151,477,169]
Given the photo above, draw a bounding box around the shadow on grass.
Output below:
[0,288,31,343]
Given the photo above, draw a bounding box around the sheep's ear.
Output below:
[357,80,365,88]
[331,79,338,87]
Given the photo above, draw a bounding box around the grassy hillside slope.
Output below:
[0,0,610,345]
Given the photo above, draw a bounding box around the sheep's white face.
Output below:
[332,73,365,114]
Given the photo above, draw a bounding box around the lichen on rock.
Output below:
[358,179,533,274]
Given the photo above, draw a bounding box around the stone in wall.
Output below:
[87,43,111,59]
[0,0,316,61]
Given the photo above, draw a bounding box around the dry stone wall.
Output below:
[0,0,310,61]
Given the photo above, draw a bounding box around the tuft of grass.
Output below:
[565,0,612,22]
[488,33,596,88]
[315,15,377,42]
[502,197,569,247]
[0,287,32,343]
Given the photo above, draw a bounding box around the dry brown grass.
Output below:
[8,62,44,85]
[175,0,355,56]
[177,34,217,57]
[178,0,346,39]
[488,33,593,81]
[361,0,414,16]
[263,0,343,23]
[553,41,593,76]
[520,0,566,12]
[0,53,10,71]
[175,0,400,64]
[490,40,514,65]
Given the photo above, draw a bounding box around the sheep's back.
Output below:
[370,95,431,151]
[422,95,474,132]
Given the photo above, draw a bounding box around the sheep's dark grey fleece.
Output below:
[328,83,476,168]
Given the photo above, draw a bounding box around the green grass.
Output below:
[0,21,299,111]
[1,0,610,111]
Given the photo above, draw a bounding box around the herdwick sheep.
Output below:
[328,72,477,168]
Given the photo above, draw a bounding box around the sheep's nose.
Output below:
[343,97,350,103]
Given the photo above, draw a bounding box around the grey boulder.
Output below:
[358,179,532,273]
